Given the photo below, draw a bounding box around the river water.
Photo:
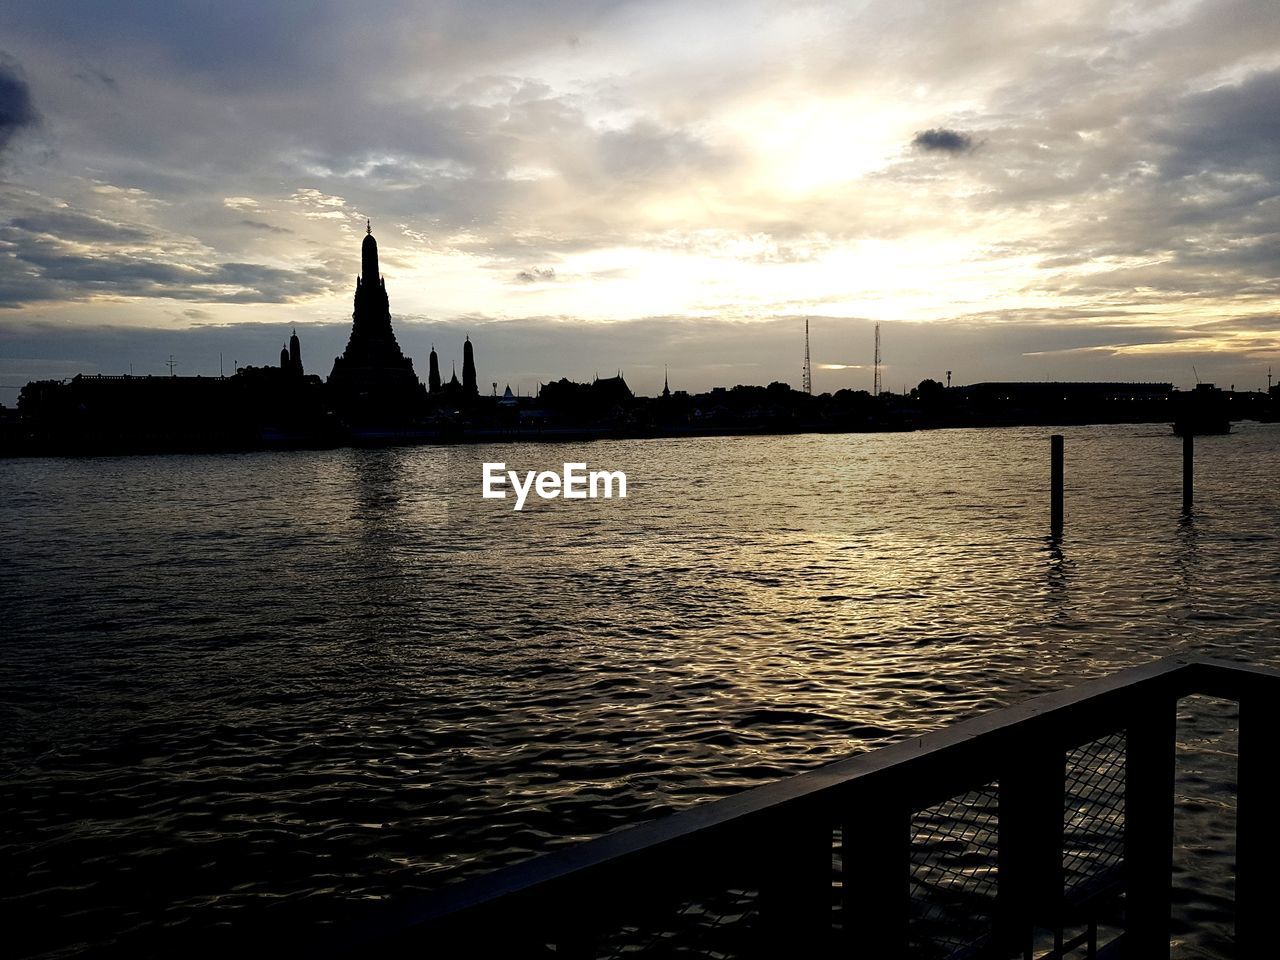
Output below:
[2,425,1277,957]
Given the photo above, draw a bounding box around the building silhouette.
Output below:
[427,338,479,404]
[462,336,478,397]
[327,221,424,422]
[428,345,442,394]
[279,329,303,375]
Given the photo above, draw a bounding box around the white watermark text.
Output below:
[483,462,627,510]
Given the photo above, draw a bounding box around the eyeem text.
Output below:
[482,462,628,511]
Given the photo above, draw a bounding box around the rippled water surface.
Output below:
[2,425,1278,957]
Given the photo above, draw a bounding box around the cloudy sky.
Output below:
[1,0,1278,402]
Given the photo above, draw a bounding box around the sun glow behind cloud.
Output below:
[729,94,913,196]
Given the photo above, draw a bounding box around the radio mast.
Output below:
[872,323,881,396]
[802,318,812,395]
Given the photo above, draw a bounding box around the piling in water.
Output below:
[1183,432,1194,514]
[1051,434,1064,535]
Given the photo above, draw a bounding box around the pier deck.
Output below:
[336,656,1274,959]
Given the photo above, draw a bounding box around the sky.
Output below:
[1,0,1278,403]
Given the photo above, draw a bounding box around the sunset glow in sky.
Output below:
[1,0,1278,399]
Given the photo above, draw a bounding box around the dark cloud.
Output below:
[71,66,118,93]
[1159,69,1280,181]
[240,219,294,234]
[2,244,333,305]
[911,128,974,154]
[0,55,37,152]
[10,210,150,243]
[0,206,339,306]
[515,267,555,283]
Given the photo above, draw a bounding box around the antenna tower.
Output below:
[802,318,812,395]
[872,323,882,396]
[166,355,178,377]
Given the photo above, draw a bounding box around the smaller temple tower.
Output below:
[462,336,478,397]
[428,344,441,394]
[280,344,289,369]
[289,329,303,375]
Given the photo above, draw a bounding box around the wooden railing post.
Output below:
[998,749,1066,955]
[841,797,911,959]
[1124,693,1176,959]
[1235,690,1280,952]
[757,813,834,958]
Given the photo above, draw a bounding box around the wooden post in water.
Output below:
[1182,432,1193,514]
[1050,435,1064,535]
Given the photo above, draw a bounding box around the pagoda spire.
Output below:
[361,221,380,284]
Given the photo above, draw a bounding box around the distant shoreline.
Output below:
[5,416,1274,461]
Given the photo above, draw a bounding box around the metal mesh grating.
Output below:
[1063,732,1126,899]
[545,734,1128,958]
[592,885,761,959]
[908,783,1001,960]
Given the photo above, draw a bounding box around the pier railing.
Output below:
[340,656,1278,958]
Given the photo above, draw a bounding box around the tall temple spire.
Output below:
[328,225,424,423]
[361,223,380,285]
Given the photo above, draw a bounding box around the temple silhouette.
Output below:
[327,222,428,423]
[279,329,303,376]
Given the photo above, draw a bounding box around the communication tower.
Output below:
[802,319,812,395]
[872,324,882,396]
